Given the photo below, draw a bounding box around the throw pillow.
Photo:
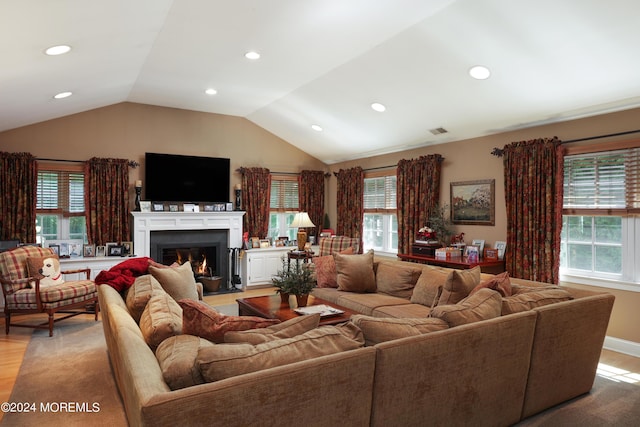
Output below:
[179,299,280,343]
[139,292,183,349]
[148,261,199,302]
[437,266,482,305]
[410,267,449,307]
[197,323,364,383]
[430,288,502,327]
[224,313,321,344]
[375,261,422,299]
[155,334,214,390]
[470,271,512,297]
[313,247,355,288]
[26,255,65,288]
[335,250,376,293]
[501,288,574,315]
[350,315,448,346]
[125,274,165,323]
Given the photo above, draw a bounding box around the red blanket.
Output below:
[95,257,152,292]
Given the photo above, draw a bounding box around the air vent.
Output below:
[429,127,448,135]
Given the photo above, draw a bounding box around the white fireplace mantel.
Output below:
[131,211,245,258]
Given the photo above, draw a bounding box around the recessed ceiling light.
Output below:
[245,51,261,60]
[205,88,217,95]
[371,102,386,112]
[53,91,72,99]
[469,65,491,80]
[45,45,71,56]
[311,124,323,132]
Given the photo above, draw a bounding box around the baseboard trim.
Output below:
[603,336,640,358]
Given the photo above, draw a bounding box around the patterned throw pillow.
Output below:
[179,299,280,343]
[470,271,512,297]
[26,255,65,288]
[313,247,354,288]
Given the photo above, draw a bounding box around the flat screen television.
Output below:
[144,153,230,203]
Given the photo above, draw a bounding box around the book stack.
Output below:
[435,247,462,259]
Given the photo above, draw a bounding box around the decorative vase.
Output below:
[296,294,309,307]
[280,292,290,304]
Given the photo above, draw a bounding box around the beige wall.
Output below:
[2,102,640,347]
[0,102,328,205]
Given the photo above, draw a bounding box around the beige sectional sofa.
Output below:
[98,256,614,427]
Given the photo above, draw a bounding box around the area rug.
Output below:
[2,317,127,427]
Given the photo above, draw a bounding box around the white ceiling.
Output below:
[2,0,640,164]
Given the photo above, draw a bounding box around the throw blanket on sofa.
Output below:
[95,257,152,292]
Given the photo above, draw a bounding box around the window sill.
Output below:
[560,272,640,293]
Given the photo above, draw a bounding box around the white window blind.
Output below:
[364,175,396,212]
[36,169,85,215]
[563,148,640,213]
[270,176,299,211]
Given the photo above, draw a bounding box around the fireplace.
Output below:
[150,229,228,290]
[131,211,245,291]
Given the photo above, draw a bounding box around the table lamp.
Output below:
[290,212,315,251]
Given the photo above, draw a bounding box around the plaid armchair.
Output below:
[318,236,360,256]
[0,245,98,336]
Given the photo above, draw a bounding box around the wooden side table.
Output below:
[398,253,506,275]
[287,250,314,268]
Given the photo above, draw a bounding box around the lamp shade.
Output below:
[290,212,315,228]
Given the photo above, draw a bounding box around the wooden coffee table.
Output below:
[236,294,355,326]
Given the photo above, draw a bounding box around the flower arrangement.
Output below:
[417,226,437,241]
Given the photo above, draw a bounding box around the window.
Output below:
[363,173,397,254]
[35,164,87,244]
[268,176,299,240]
[561,146,640,289]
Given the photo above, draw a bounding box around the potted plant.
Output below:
[271,256,316,306]
[428,203,455,247]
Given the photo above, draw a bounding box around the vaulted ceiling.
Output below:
[2,0,640,164]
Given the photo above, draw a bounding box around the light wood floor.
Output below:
[1,286,639,423]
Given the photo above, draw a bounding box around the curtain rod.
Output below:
[491,129,640,157]
[236,168,331,177]
[38,157,140,167]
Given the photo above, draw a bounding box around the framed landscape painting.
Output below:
[450,179,495,225]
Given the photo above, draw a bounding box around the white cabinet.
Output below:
[60,256,139,280]
[241,247,291,288]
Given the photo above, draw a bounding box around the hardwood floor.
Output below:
[1,286,639,423]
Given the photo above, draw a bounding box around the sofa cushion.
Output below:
[313,247,354,288]
[26,255,64,288]
[155,334,214,390]
[372,303,432,318]
[437,266,482,305]
[470,271,513,297]
[375,261,422,299]
[335,250,376,293]
[139,292,183,349]
[148,261,199,302]
[224,313,321,344]
[197,323,364,382]
[351,315,448,345]
[125,274,164,323]
[410,267,449,307]
[430,288,502,327]
[179,299,280,343]
[336,292,410,316]
[501,288,574,315]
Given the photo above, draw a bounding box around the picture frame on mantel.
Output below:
[450,179,495,226]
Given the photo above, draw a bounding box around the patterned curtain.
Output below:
[299,170,325,243]
[85,158,130,245]
[0,152,37,243]
[241,167,271,238]
[396,154,443,254]
[335,167,364,253]
[502,137,564,283]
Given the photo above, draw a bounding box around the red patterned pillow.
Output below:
[313,247,354,288]
[178,299,280,343]
[470,272,512,297]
